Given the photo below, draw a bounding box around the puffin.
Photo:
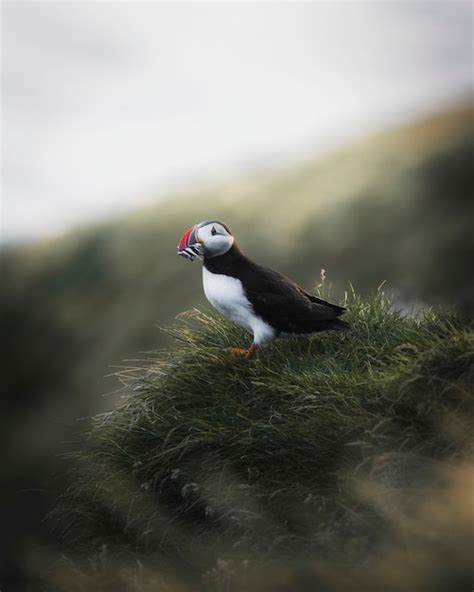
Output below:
[177,220,349,357]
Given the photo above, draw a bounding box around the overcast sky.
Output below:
[1,1,472,243]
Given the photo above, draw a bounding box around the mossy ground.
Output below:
[46,289,474,591]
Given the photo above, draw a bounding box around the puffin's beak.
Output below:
[177,224,203,261]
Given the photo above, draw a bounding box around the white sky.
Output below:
[1,1,472,243]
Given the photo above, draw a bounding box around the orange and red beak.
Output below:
[178,225,197,251]
[177,224,203,261]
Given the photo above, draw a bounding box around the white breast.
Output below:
[202,267,275,346]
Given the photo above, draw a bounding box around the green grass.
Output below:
[47,289,474,590]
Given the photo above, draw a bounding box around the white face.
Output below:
[197,222,234,258]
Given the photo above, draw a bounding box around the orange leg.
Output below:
[227,344,258,358]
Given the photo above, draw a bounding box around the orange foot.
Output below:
[227,344,258,358]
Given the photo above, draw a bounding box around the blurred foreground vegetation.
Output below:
[41,290,474,590]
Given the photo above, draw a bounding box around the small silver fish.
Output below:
[177,243,204,262]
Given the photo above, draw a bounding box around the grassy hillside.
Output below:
[44,290,474,591]
[1,102,473,585]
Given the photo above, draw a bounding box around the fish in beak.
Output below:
[177,224,204,261]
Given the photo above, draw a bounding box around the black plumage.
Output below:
[204,243,349,336]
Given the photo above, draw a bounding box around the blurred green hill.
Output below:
[1,102,473,586]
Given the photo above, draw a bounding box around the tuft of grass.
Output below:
[49,289,474,590]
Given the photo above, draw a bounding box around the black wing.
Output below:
[242,263,345,333]
[300,291,346,316]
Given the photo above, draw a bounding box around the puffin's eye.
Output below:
[211,226,217,236]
